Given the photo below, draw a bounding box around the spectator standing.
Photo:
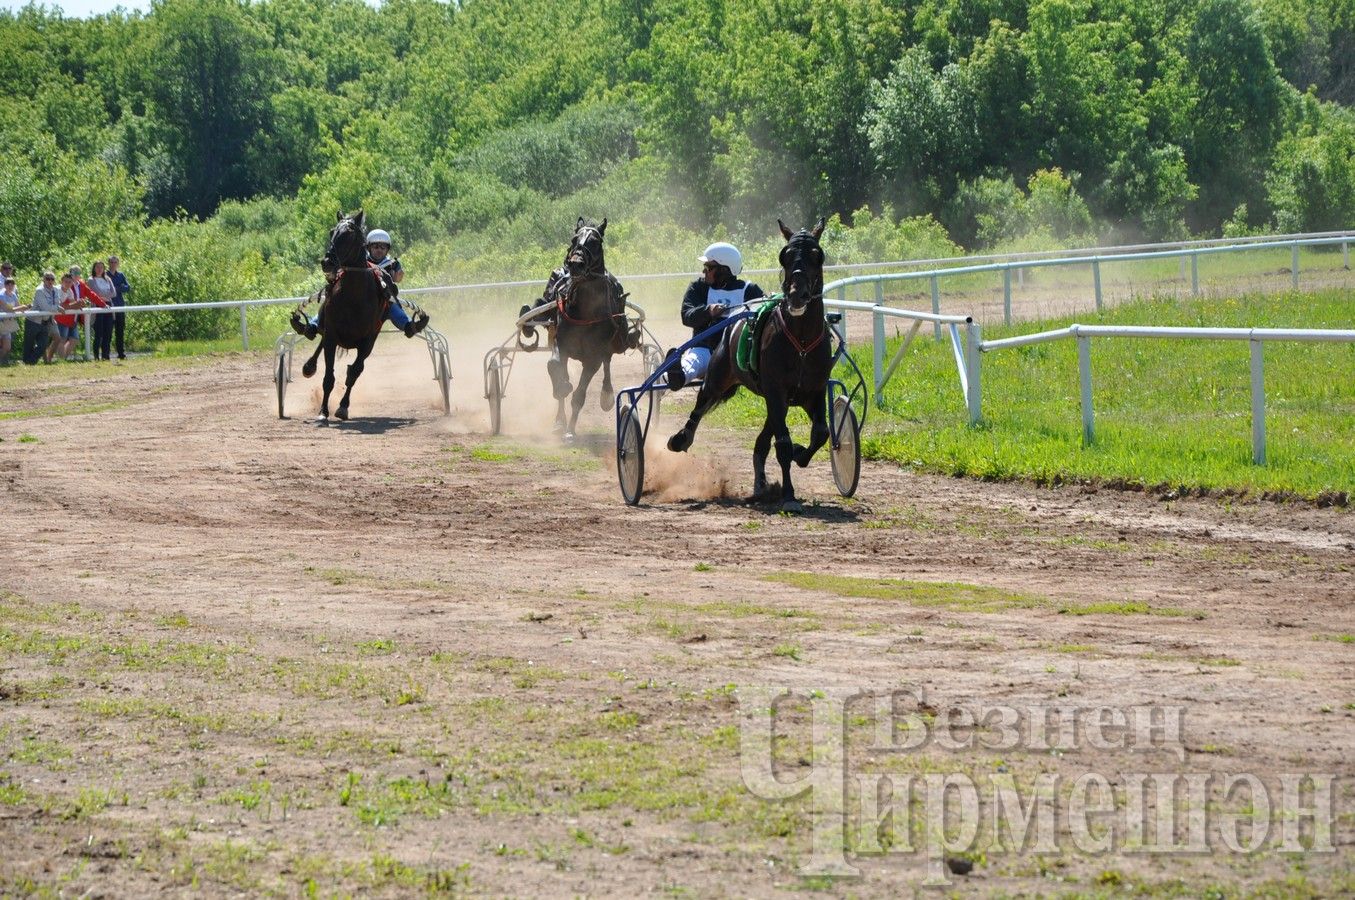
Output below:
[28,271,60,364]
[66,265,108,358]
[87,259,115,361]
[107,255,130,359]
[53,273,84,363]
[0,276,19,365]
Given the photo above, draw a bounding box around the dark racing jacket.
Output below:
[680,277,765,350]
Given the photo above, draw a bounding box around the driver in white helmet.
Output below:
[366,229,427,336]
[298,227,426,339]
[667,242,764,390]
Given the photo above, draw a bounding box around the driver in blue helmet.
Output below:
[666,241,764,391]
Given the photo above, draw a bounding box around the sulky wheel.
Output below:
[830,394,860,498]
[275,352,288,419]
[617,402,645,505]
[438,354,451,415]
[487,363,503,436]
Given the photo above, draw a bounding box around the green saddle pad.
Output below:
[736,298,779,375]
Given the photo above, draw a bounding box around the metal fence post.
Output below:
[1344,239,1350,270]
[1093,259,1103,313]
[1077,333,1094,446]
[1003,267,1012,326]
[837,286,847,343]
[1291,244,1300,290]
[1016,266,1024,287]
[1179,253,1187,282]
[872,306,885,409]
[965,323,982,425]
[1190,253,1199,296]
[83,312,93,360]
[240,303,250,351]
[930,275,941,342]
[1250,339,1266,465]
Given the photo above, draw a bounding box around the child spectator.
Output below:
[0,276,19,365]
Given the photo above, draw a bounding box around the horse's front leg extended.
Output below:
[793,391,830,467]
[566,357,602,438]
[319,340,338,419]
[546,344,572,400]
[336,336,376,421]
[599,356,613,410]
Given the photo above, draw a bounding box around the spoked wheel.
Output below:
[617,403,645,505]
[487,364,503,436]
[438,354,451,415]
[829,394,860,498]
[275,353,288,419]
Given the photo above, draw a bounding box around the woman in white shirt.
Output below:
[87,260,116,361]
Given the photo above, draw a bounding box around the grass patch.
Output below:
[1057,600,1204,618]
[763,571,1046,613]
[714,290,1355,500]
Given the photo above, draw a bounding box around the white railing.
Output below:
[824,234,1353,333]
[979,325,1355,464]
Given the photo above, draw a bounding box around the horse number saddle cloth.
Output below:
[735,297,781,376]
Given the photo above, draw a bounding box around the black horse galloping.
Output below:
[535,217,635,439]
[298,210,387,421]
[667,218,832,512]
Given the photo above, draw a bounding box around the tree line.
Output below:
[0,0,1351,331]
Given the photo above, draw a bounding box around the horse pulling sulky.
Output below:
[272,210,451,420]
[482,218,664,439]
[614,219,867,510]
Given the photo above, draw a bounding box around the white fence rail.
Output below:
[979,325,1355,465]
[824,233,1353,333]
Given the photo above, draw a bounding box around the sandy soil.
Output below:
[1,331,1352,897]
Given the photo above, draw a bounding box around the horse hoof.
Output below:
[563,431,576,443]
[302,359,317,379]
[781,499,804,514]
[667,432,690,453]
[336,407,349,421]
[793,445,813,467]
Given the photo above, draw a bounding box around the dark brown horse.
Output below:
[542,217,635,439]
[667,218,832,511]
[298,210,386,421]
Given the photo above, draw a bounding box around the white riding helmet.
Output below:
[698,242,742,277]
[366,229,392,247]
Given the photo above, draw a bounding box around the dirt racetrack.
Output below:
[2,334,1352,896]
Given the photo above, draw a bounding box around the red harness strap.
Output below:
[775,306,826,356]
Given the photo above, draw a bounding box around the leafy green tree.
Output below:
[1182,0,1290,229]
[140,0,281,216]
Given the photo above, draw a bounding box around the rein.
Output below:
[773,290,827,357]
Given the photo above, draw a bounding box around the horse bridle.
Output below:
[566,225,605,277]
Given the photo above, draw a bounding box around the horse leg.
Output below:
[335,335,375,421]
[302,340,323,379]
[598,356,613,410]
[546,345,572,400]
[765,394,801,511]
[794,392,830,467]
[566,356,601,439]
[752,420,775,500]
[318,340,338,419]
[667,379,739,453]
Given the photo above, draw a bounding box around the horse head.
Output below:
[322,209,368,277]
[776,217,826,318]
[565,217,607,281]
